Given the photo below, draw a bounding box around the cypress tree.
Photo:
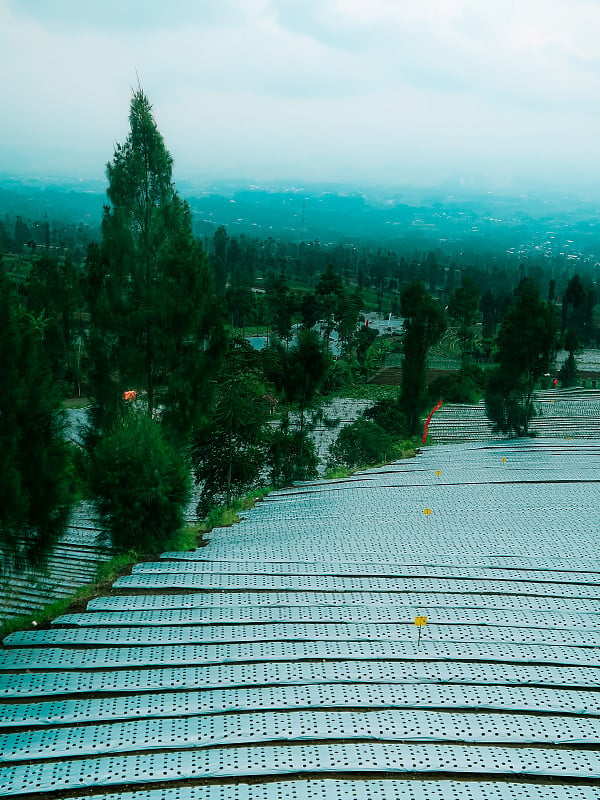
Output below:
[400,281,446,435]
[85,88,221,438]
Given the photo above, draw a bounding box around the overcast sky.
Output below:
[2,0,600,192]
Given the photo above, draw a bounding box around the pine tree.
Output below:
[485,279,557,436]
[85,89,221,438]
[193,369,270,514]
[399,281,446,435]
[0,266,73,568]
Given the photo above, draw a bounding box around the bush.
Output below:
[427,364,486,404]
[484,366,534,437]
[328,418,399,469]
[557,352,578,387]
[363,398,408,438]
[91,412,191,553]
[268,422,319,487]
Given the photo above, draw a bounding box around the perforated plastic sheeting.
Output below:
[201,537,600,562]
[199,526,600,562]
[8,620,600,648]
[113,572,600,598]
[2,439,600,800]
[53,605,600,630]
[158,552,600,570]
[3,659,598,699]
[1,639,597,672]
[87,590,600,613]
[2,742,600,795]
[61,781,600,800]
[139,560,600,585]
[3,709,600,763]
[1,683,595,728]
[197,472,600,560]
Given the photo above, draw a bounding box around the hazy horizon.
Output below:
[3,0,600,198]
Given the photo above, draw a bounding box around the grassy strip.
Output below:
[0,523,202,641]
[323,444,418,481]
[0,552,137,640]
[62,397,91,409]
[198,487,273,533]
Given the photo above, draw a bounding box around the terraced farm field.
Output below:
[1,438,599,799]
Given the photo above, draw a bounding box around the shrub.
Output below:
[557,352,578,387]
[363,398,408,438]
[328,418,398,469]
[91,412,191,553]
[427,364,486,404]
[268,419,319,487]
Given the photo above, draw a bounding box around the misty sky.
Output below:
[2,0,600,192]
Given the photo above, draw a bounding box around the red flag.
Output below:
[422,399,443,444]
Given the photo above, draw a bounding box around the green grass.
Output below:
[324,436,419,479]
[0,521,209,641]
[323,466,353,479]
[0,551,138,641]
[198,487,273,533]
[328,384,398,401]
[62,397,91,409]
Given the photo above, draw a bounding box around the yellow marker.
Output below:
[423,508,432,515]
[435,470,442,477]
[501,457,507,463]
[414,615,428,645]
[567,436,572,441]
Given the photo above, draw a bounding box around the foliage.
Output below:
[484,367,534,437]
[91,411,191,553]
[355,326,379,378]
[193,369,270,514]
[329,384,398,402]
[198,487,272,533]
[315,263,344,343]
[324,466,353,479]
[399,281,446,435]
[485,279,558,436]
[335,289,363,352]
[328,418,399,470]
[558,352,578,387]
[427,363,486,404]
[363,398,408,438]
[265,272,294,341]
[281,328,331,430]
[448,274,479,371]
[0,267,73,570]
[85,89,221,437]
[268,414,318,487]
[322,356,358,392]
[561,274,595,345]
[25,253,83,395]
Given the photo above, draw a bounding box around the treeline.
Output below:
[1,88,598,568]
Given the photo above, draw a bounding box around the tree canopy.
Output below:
[399,281,446,435]
[86,88,221,438]
[0,266,73,568]
[485,279,558,436]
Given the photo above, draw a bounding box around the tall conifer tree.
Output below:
[400,281,446,435]
[0,266,72,568]
[86,89,221,437]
